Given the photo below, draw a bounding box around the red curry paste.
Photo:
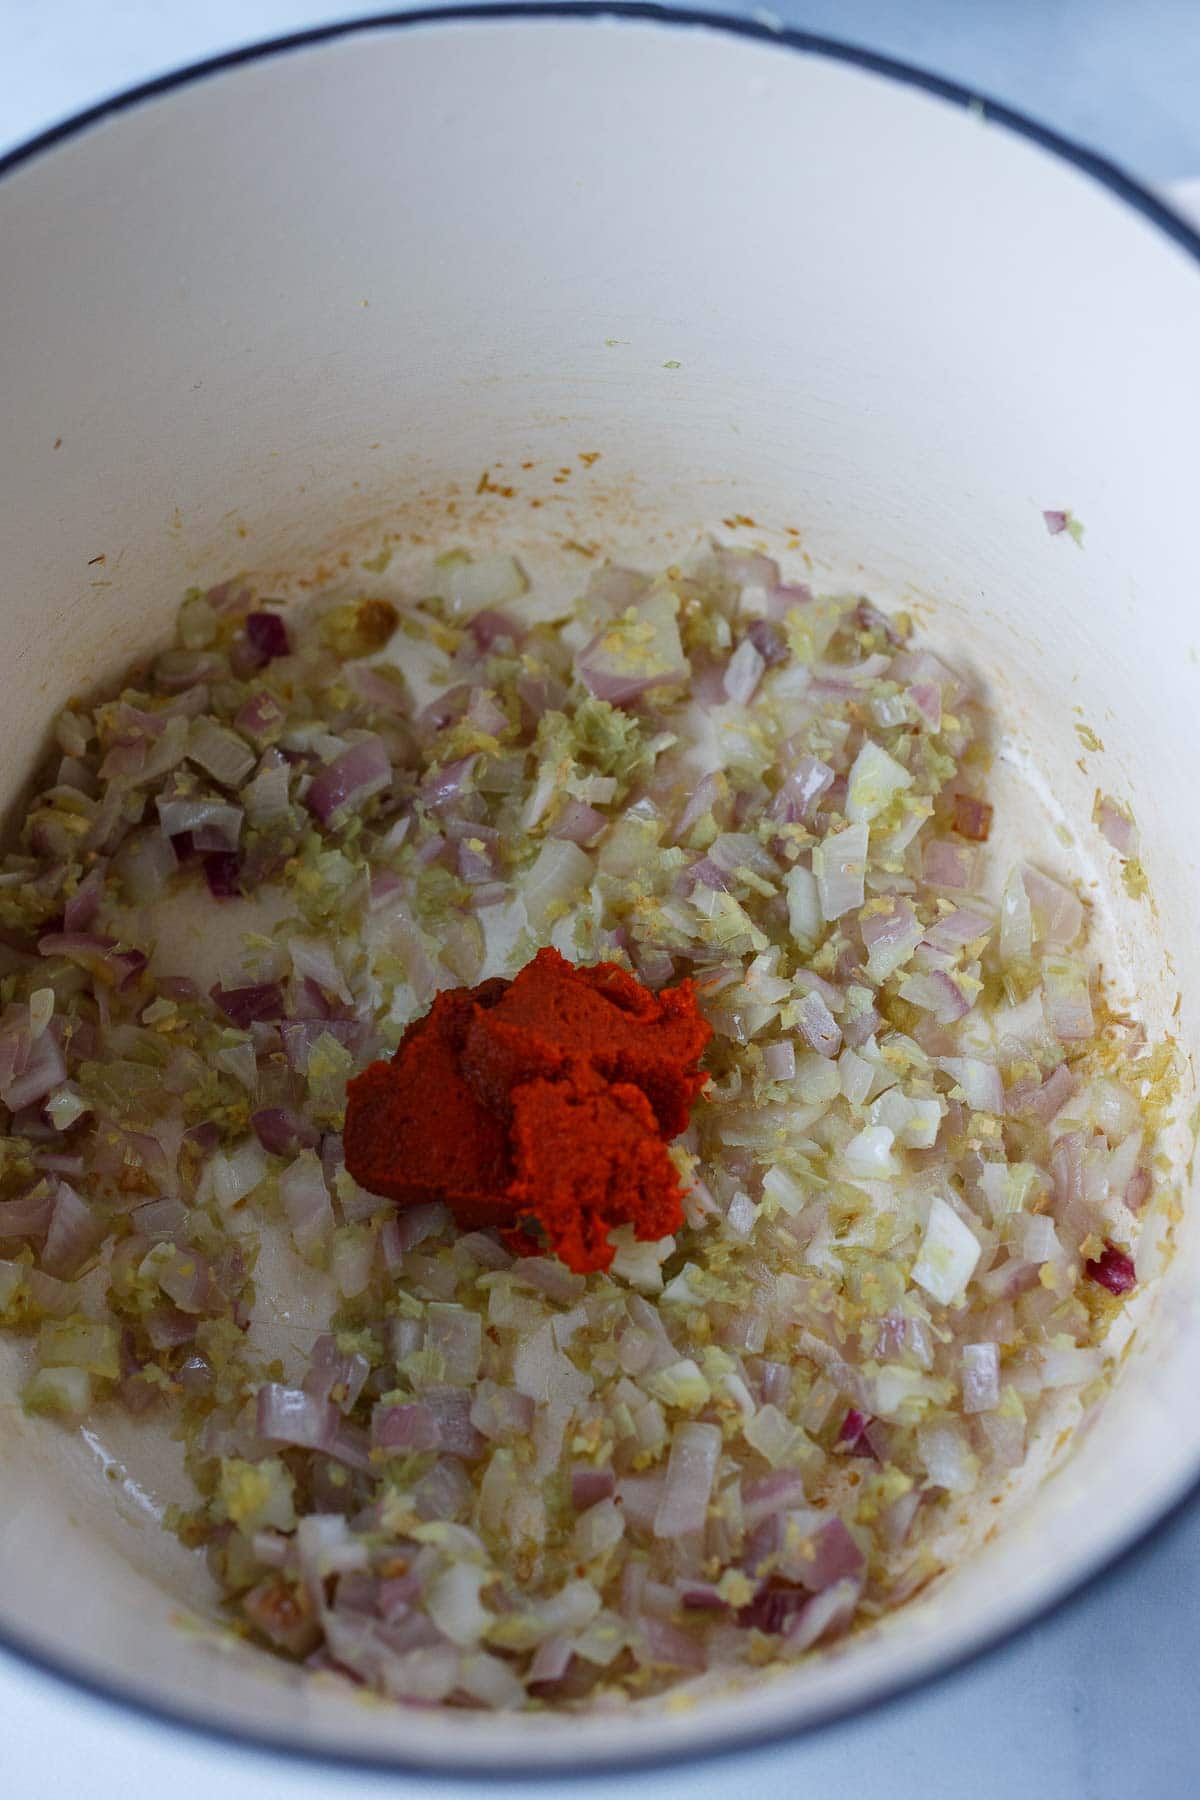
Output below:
[343,948,711,1273]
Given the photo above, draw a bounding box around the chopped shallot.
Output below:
[0,539,1162,1720]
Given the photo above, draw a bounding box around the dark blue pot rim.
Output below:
[2,3,1199,1781]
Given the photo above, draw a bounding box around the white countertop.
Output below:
[3,6,1199,1797]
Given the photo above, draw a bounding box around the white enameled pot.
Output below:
[1,6,1199,1776]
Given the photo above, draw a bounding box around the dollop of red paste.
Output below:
[343,948,711,1274]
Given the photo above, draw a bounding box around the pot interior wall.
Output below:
[0,14,1197,1769]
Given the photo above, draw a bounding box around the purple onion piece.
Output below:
[371,1401,440,1453]
[741,1470,809,1530]
[252,1107,321,1156]
[468,609,523,651]
[203,852,242,898]
[746,619,789,666]
[41,1182,104,1279]
[1,1028,67,1110]
[245,611,291,664]
[307,737,392,826]
[551,799,607,847]
[419,754,478,812]
[63,867,105,931]
[235,691,287,740]
[211,981,286,1027]
[0,1188,56,1239]
[571,1465,616,1511]
[528,1635,574,1687]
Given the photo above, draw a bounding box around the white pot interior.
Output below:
[0,12,1198,1771]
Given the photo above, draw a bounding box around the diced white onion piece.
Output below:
[795,988,841,1058]
[215,1042,257,1092]
[813,822,868,921]
[573,1609,629,1669]
[1043,957,1094,1041]
[332,1229,375,1300]
[1039,1341,1103,1389]
[295,1515,357,1596]
[576,593,688,704]
[979,1161,1038,1219]
[1095,794,1137,857]
[871,691,910,728]
[743,1404,808,1468]
[784,1576,862,1652]
[279,1150,334,1257]
[426,1563,491,1647]
[795,1051,842,1103]
[187,716,255,788]
[23,1365,91,1420]
[911,1197,981,1305]
[289,936,354,1004]
[898,968,971,1024]
[842,1125,900,1180]
[938,1057,1005,1116]
[458,1652,525,1710]
[723,638,766,705]
[510,1324,557,1404]
[762,1165,808,1218]
[28,988,54,1039]
[45,1083,91,1131]
[1081,1080,1140,1143]
[513,1322,590,1403]
[725,1191,759,1239]
[845,740,913,824]
[1015,1212,1062,1264]
[205,1140,269,1211]
[440,553,528,618]
[610,1473,664,1536]
[868,1087,942,1149]
[609,1226,674,1292]
[1023,866,1083,946]
[521,840,591,933]
[838,1048,875,1107]
[862,898,922,982]
[690,885,768,953]
[653,1421,721,1538]
[569,773,618,805]
[660,1263,705,1306]
[961,1342,1000,1413]
[572,1496,626,1561]
[243,763,291,827]
[156,794,243,847]
[875,798,933,865]
[532,1579,603,1643]
[784,865,822,949]
[714,547,781,593]
[917,1420,978,1493]
[870,1365,940,1421]
[426,1302,483,1385]
[999,864,1033,962]
[1103,1130,1143,1208]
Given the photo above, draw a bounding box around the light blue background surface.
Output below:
[2,5,1198,1797]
